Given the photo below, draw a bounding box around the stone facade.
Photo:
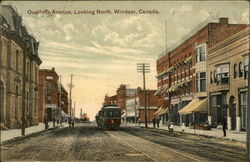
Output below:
[207,27,249,131]
[155,18,248,126]
[0,5,42,129]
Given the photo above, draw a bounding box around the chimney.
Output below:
[52,67,55,71]
[219,18,228,24]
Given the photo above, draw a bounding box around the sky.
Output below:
[1,1,249,120]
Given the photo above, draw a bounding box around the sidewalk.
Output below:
[1,122,69,143]
[125,123,246,142]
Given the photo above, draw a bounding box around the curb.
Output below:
[133,125,245,143]
[1,126,60,145]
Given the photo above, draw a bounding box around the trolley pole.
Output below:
[247,52,250,161]
[137,63,150,128]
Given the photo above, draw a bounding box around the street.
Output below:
[1,123,245,161]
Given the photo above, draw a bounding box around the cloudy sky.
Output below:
[2,1,249,120]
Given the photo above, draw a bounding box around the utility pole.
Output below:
[21,52,27,136]
[137,63,150,128]
[68,74,74,127]
[59,75,62,122]
[247,51,250,161]
[134,91,137,125]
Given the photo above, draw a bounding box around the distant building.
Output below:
[103,94,117,105]
[60,85,69,115]
[126,87,158,123]
[0,5,42,129]
[116,84,136,113]
[207,27,249,132]
[38,67,59,122]
[155,18,248,127]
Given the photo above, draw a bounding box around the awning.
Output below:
[158,107,169,116]
[121,112,126,118]
[161,86,170,94]
[156,68,170,78]
[184,56,192,64]
[154,89,162,96]
[179,98,208,114]
[153,107,163,116]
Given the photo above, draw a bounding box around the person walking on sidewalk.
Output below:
[222,116,227,137]
[44,116,49,130]
[153,117,156,128]
[157,117,161,128]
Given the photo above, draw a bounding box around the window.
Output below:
[16,50,19,71]
[214,70,217,83]
[240,92,247,129]
[234,64,237,79]
[47,83,52,91]
[46,76,53,80]
[195,44,206,63]
[210,71,213,84]
[195,72,206,92]
[244,56,249,79]
[216,64,229,84]
[239,62,243,77]
[47,95,52,104]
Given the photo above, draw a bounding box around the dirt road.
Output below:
[1,123,245,161]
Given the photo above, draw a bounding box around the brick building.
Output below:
[116,84,136,113]
[103,94,117,105]
[60,85,69,115]
[0,5,42,129]
[155,18,248,127]
[207,27,249,132]
[125,87,158,123]
[38,67,59,122]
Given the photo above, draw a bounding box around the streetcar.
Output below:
[96,104,121,129]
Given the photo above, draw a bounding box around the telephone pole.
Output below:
[137,63,150,128]
[68,74,74,121]
[59,75,62,122]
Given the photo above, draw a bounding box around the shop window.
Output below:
[216,64,229,84]
[195,44,206,63]
[240,92,247,129]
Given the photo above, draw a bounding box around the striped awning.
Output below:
[184,56,192,64]
[161,86,170,94]
[179,98,208,114]
[153,107,163,116]
[154,89,162,96]
[158,107,169,116]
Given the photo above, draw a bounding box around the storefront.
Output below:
[239,90,247,131]
[210,93,227,127]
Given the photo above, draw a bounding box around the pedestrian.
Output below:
[72,119,75,128]
[68,117,72,127]
[153,117,156,128]
[56,118,59,126]
[53,117,56,128]
[44,116,49,130]
[138,118,141,125]
[157,116,161,128]
[222,117,227,137]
